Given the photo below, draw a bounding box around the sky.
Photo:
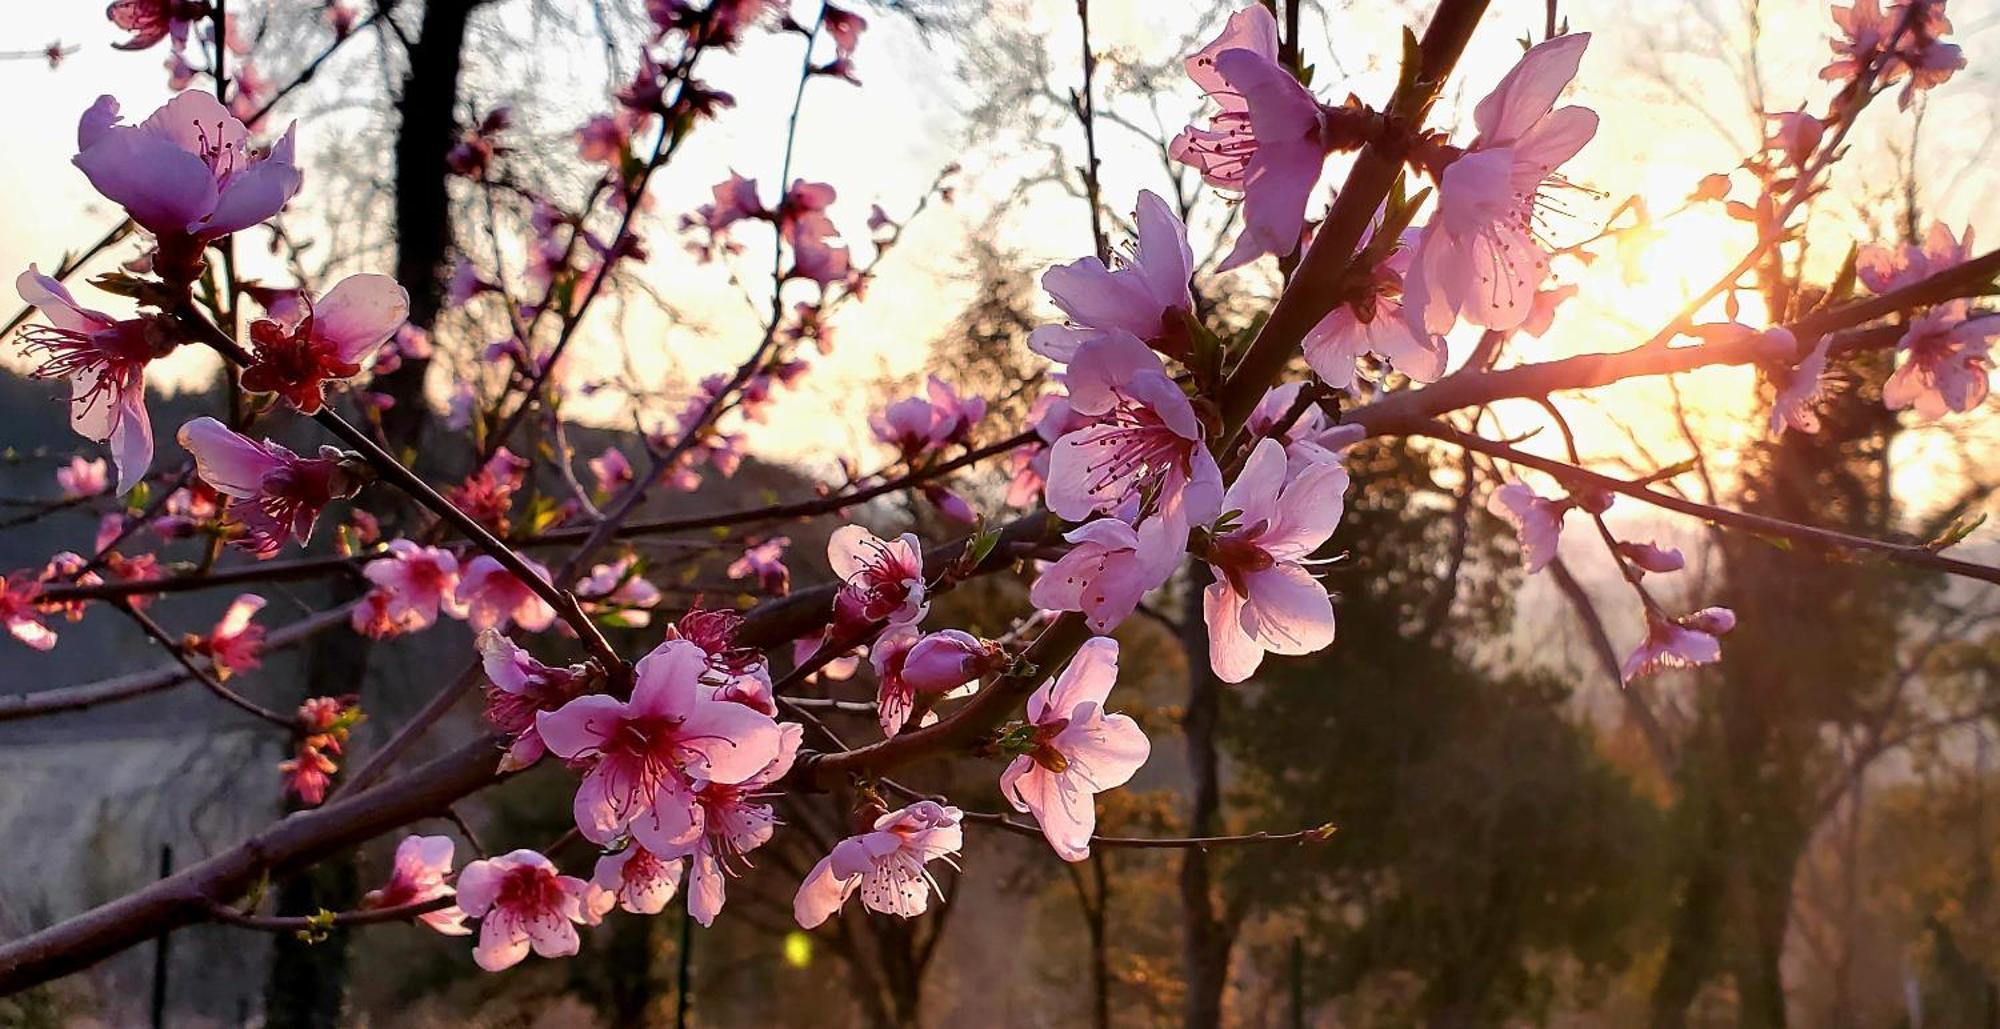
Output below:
[2,0,1998,518]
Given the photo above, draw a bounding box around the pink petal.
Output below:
[1473,33,1590,145]
[313,273,411,363]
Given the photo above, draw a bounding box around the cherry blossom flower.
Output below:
[678,722,802,925]
[869,627,1002,738]
[828,525,929,634]
[361,835,470,935]
[871,396,941,459]
[178,417,364,557]
[56,457,109,499]
[239,274,410,413]
[15,267,166,495]
[359,540,465,634]
[1487,481,1583,574]
[999,636,1149,861]
[1769,331,1832,436]
[448,449,529,534]
[588,446,634,497]
[1406,33,1597,333]
[1,576,58,651]
[537,639,785,851]
[793,800,963,928]
[1170,6,1332,269]
[186,593,267,678]
[456,555,559,633]
[1765,110,1824,168]
[575,555,662,628]
[1030,191,1194,361]
[73,92,301,265]
[1302,232,1447,390]
[455,849,594,972]
[1045,332,1224,532]
[1622,607,1736,682]
[1822,0,1963,107]
[1616,541,1686,575]
[727,536,792,595]
[106,0,204,51]
[1858,222,1973,294]
[1883,301,1998,420]
[1199,438,1346,683]
[1029,517,1182,634]
[592,845,686,916]
[477,630,598,771]
[281,695,360,805]
[663,607,778,717]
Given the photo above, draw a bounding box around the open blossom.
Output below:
[1769,331,1832,436]
[1487,482,1571,574]
[1858,222,1973,294]
[575,556,662,628]
[871,377,986,458]
[592,845,686,916]
[456,555,559,633]
[361,540,465,633]
[1170,5,1334,270]
[107,0,205,51]
[727,536,792,595]
[678,722,802,925]
[15,267,166,496]
[537,639,785,851]
[1406,33,1597,334]
[1623,607,1736,682]
[1029,190,1194,362]
[186,593,267,678]
[179,418,363,557]
[477,631,597,771]
[1200,439,1346,683]
[1884,301,1998,420]
[1303,231,1447,390]
[362,835,470,935]
[666,607,777,717]
[448,448,530,534]
[1000,637,1150,861]
[2,576,58,651]
[1030,517,1182,634]
[828,525,929,634]
[56,457,109,499]
[1821,0,1964,108]
[794,800,963,928]
[239,274,410,413]
[455,850,594,972]
[73,92,300,264]
[587,446,633,497]
[1046,332,1224,532]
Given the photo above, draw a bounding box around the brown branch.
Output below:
[206,895,454,933]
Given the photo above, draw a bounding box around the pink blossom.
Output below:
[455,555,559,633]
[588,446,634,497]
[73,92,300,256]
[1616,541,1686,575]
[575,113,633,165]
[793,800,963,928]
[1000,636,1149,861]
[1768,331,1832,436]
[1030,517,1182,633]
[537,639,785,851]
[823,5,867,59]
[1045,332,1224,532]
[477,630,598,771]
[56,457,109,499]
[455,849,594,972]
[281,696,359,805]
[924,377,986,445]
[828,525,929,633]
[1200,439,1346,683]
[362,835,470,936]
[575,556,663,628]
[187,593,267,678]
[15,267,162,495]
[1765,110,1824,168]
[871,396,941,458]
[448,448,529,533]
[1170,6,1331,270]
[106,0,201,52]
[1302,233,1447,390]
[869,627,1001,738]
[1029,191,1194,361]
[1487,482,1571,574]
[1858,222,1973,294]
[178,417,361,557]
[727,536,792,595]
[240,274,410,413]
[1622,607,1736,682]
[361,540,465,633]
[1,576,57,651]
[677,722,802,925]
[1883,301,1997,419]
[1406,34,1597,333]
[1822,0,1964,107]
[592,845,686,916]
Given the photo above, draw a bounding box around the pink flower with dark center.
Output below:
[870,396,940,459]
[925,377,985,445]
[179,417,363,557]
[1030,517,1183,634]
[456,555,559,633]
[1000,636,1150,861]
[361,540,465,633]
[477,630,598,771]
[1487,481,1572,574]
[106,0,205,52]
[1,576,58,651]
[447,448,530,534]
[588,446,634,497]
[592,845,686,915]
[362,835,470,936]
[281,695,360,805]
[1622,607,1736,682]
[665,607,777,717]
[1045,332,1224,533]
[678,722,802,925]
[1303,232,1447,390]
[1883,301,1997,420]
[537,639,785,852]
[456,849,594,972]
[1199,439,1345,683]
[828,525,929,634]
[793,800,963,928]
[1769,331,1832,436]
[1858,222,1973,294]
[1405,33,1597,333]
[15,267,166,495]
[56,457,109,499]
[1029,191,1194,361]
[186,593,267,678]
[823,5,867,59]
[727,536,793,597]
[239,274,410,413]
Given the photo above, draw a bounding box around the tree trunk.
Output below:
[1179,566,1233,1029]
